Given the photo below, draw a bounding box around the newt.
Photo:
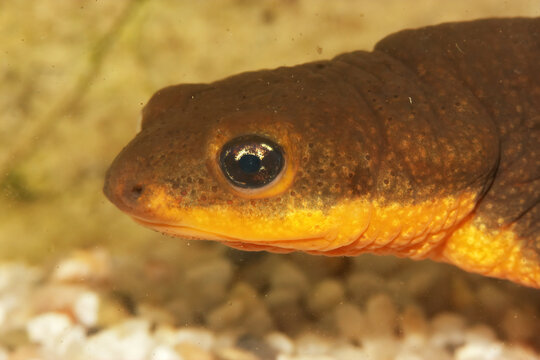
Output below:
[104,18,540,288]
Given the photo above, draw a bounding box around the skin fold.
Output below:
[104,18,540,288]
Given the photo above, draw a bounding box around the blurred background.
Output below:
[0,1,540,357]
[2,0,539,263]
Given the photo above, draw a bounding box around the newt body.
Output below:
[104,18,540,288]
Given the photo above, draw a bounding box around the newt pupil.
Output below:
[239,154,261,173]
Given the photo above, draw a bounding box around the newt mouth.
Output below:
[129,215,328,253]
[131,216,241,241]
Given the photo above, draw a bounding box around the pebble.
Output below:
[265,332,295,355]
[207,299,245,330]
[174,328,215,351]
[176,342,214,360]
[208,282,273,335]
[269,261,309,297]
[307,278,345,314]
[216,347,261,360]
[430,313,467,350]
[277,356,334,360]
[26,312,86,356]
[502,307,535,342]
[476,284,511,315]
[184,259,233,310]
[399,304,428,339]
[334,302,368,341]
[51,248,111,283]
[96,293,132,327]
[455,342,503,360]
[362,338,399,360]
[295,332,332,356]
[346,272,386,303]
[236,334,277,360]
[0,263,41,329]
[366,294,398,336]
[332,344,369,360]
[83,319,154,360]
[138,303,176,327]
[74,290,100,327]
[150,345,182,360]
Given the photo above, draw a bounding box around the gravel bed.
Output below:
[0,245,539,360]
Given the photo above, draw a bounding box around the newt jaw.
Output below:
[130,215,327,253]
[132,216,241,242]
[121,186,481,258]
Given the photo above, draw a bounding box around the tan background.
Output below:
[1,0,539,263]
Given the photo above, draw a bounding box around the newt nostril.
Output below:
[130,184,144,200]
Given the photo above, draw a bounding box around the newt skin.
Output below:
[104,18,540,288]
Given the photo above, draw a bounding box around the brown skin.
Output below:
[104,18,540,288]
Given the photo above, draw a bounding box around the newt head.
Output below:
[103,62,489,258]
[104,18,540,288]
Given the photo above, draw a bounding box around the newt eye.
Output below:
[219,135,284,188]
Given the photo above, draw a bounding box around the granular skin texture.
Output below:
[104,18,540,288]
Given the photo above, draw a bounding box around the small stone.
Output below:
[0,329,28,350]
[277,356,334,360]
[184,259,233,310]
[242,306,274,336]
[83,319,154,360]
[334,303,368,341]
[500,345,540,360]
[138,303,176,327]
[295,332,331,356]
[207,299,245,330]
[476,284,511,315]
[346,272,386,303]
[265,332,294,355]
[502,307,535,342]
[74,291,99,327]
[51,248,111,283]
[396,264,439,298]
[455,341,503,360]
[214,332,237,350]
[265,288,301,308]
[174,328,215,351]
[395,342,453,360]
[96,294,132,328]
[150,345,182,360]
[399,304,428,338]
[237,334,277,360]
[8,345,41,360]
[307,278,345,314]
[269,261,309,297]
[450,277,476,312]
[176,342,214,360]
[362,337,399,360]
[26,312,73,345]
[332,344,369,360]
[26,312,86,356]
[463,324,497,344]
[365,294,397,336]
[430,313,466,349]
[217,347,261,360]
[0,263,42,329]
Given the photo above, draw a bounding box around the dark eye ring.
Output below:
[219,135,284,189]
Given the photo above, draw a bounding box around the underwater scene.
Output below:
[1,1,539,359]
